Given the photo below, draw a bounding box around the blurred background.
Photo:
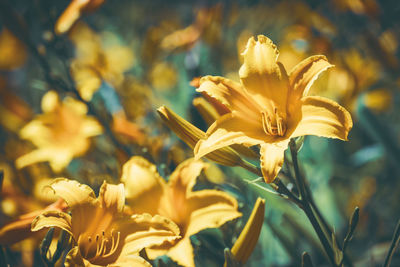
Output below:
[0,0,399,266]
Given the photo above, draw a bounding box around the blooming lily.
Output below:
[16,91,102,172]
[194,35,353,183]
[31,179,181,266]
[120,157,242,267]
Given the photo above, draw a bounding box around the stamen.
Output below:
[261,112,269,135]
[261,109,286,137]
[103,229,121,257]
[95,235,107,257]
[277,117,283,136]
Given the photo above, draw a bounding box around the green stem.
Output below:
[302,205,336,265]
[383,219,400,267]
[289,139,337,266]
[240,160,302,207]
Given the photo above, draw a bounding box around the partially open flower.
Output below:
[16,90,102,172]
[31,179,181,266]
[158,105,247,167]
[228,197,265,265]
[121,157,242,267]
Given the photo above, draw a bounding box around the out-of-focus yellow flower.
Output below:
[194,35,353,183]
[312,49,381,112]
[31,179,181,266]
[116,76,153,120]
[0,28,27,70]
[16,91,102,172]
[69,22,134,101]
[121,157,242,267]
[225,197,265,266]
[149,61,178,91]
[363,89,393,112]
[55,0,105,35]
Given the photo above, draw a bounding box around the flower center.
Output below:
[261,108,286,136]
[80,229,121,263]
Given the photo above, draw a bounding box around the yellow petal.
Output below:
[197,76,260,120]
[31,210,73,236]
[120,156,165,215]
[291,96,353,141]
[119,214,180,255]
[19,120,51,146]
[194,113,267,160]
[69,22,101,60]
[110,255,152,267]
[260,141,289,183]
[185,190,242,237]
[363,89,393,112]
[104,45,134,85]
[70,62,102,101]
[230,197,265,264]
[44,178,96,208]
[80,117,103,137]
[41,90,59,113]
[169,158,206,195]
[165,237,195,267]
[55,0,88,35]
[157,106,205,148]
[238,35,288,114]
[288,55,333,99]
[15,147,74,172]
[63,96,89,115]
[15,148,53,169]
[149,61,178,91]
[98,181,125,213]
[158,106,246,167]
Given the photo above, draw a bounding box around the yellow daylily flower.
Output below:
[149,61,178,92]
[194,35,353,183]
[120,157,242,267]
[31,179,181,266]
[55,0,105,35]
[16,90,102,172]
[363,89,393,112]
[69,22,134,101]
